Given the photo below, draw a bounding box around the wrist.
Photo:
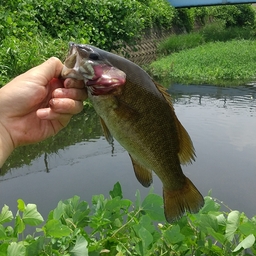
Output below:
[0,123,14,168]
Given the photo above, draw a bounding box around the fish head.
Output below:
[61,43,126,95]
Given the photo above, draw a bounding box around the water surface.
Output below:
[1,83,256,219]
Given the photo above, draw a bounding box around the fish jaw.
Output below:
[61,43,126,95]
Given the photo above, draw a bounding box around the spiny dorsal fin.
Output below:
[129,154,153,187]
[154,81,196,165]
[100,117,114,144]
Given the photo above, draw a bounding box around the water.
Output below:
[1,83,256,220]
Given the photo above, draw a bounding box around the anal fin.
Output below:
[129,154,153,187]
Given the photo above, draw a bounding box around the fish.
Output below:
[61,43,204,223]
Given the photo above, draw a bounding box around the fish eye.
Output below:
[89,52,100,60]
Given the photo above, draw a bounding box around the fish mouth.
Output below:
[61,43,126,95]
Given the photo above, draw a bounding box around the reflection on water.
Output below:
[0,84,256,219]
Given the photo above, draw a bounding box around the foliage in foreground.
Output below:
[150,40,256,86]
[0,182,255,255]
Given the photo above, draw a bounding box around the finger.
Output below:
[64,78,85,89]
[49,98,84,114]
[37,109,72,127]
[52,88,88,101]
[40,57,63,79]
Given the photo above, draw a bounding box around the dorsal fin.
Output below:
[129,154,153,187]
[154,81,196,165]
[174,117,196,164]
[100,117,114,144]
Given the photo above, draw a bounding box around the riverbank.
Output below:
[148,27,256,86]
[149,39,256,86]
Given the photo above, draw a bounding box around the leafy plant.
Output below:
[150,40,256,86]
[0,182,255,255]
[208,4,255,28]
[0,0,175,86]
[0,35,67,86]
[172,7,196,33]
[157,32,204,55]
[202,22,255,42]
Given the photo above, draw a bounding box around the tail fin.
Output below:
[163,177,204,223]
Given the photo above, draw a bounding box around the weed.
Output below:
[0,183,255,255]
[150,40,256,86]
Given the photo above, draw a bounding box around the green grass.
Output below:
[149,40,256,86]
[0,35,68,86]
[157,23,256,56]
[157,32,204,55]
[201,22,256,43]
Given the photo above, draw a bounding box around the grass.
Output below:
[157,32,204,55]
[151,23,256,86]
[0,35,68,86]
[149,40,256,86]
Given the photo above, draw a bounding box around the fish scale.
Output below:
[61,43,204,223]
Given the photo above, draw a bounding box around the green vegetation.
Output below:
[0,0,174,86]
[157,20,256,56]
[1,2,254,87]
[0,182,255,255]
[149,40,256,86]
[1,2,256,254]
[171,4,255,33]
[150,4,256,86]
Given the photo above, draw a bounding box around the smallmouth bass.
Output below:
[61,43,204,222]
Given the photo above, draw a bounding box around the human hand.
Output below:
[0,57,87,166]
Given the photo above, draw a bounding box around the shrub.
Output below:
[0,0,175,85]
[157,32,204,54]
[0,0,175,52]
[32,0,144,51]
[137,0,175,29]
[0,36,67,86]
[0,2,38,42]
[208,4,255,28]
[194,6,210,26]
[172,8,196,33]
[202,22,256,42]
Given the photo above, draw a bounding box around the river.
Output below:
[0,83,255,220]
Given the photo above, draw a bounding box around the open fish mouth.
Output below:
[61,43,126,95]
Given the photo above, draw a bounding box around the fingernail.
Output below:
[53,88,64,97]
[49,99,55,107]
[65,79,72,88]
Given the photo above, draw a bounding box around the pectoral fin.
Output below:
[100,117,114,144]
[129,154,153,187]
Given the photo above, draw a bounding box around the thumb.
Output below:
[25,57,63,85]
